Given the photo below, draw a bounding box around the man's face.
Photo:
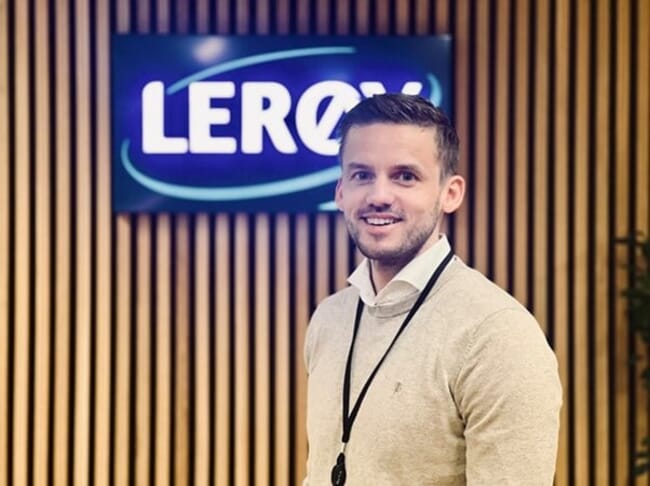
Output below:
[336,123,451,267]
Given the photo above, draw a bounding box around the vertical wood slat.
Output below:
[594,0,611,483]
[116,0,129,32]
[256,0,270,34]
[234,213,250,486]
[354,0,369,35]
[639,0,650,237]
[453,0,470,261]
[635,4,650,482]
[194,214,210,486]
[135,215,152,486]
[294,215,310,484]
[532,0,549,331]
[113,4,131,486]
[157,0,170,33]
[512,0,529,304]
[236,0,249,33]
[315,215,330,304]
[114,216,131,486]
[155,215,172,486]
[254,215,271,486]
[94,0,112,483]
[112,13,135,484]
[196,0,209,33]
[615,0,632,484]
[375,0,390,34]
[414,0,430,35]
[395,0,409,34]
[574,0,591,482]
[0,0,9,481]
[472,0,490,274]
[136,0,149,32]
[216,0,231,34]
[336,0,350,34]
[175,215,191,486]
[12,0,30,484]
[52,0,72,483]
[335,215,350,290]
[553,0,571,482]
[214,214,230,486]
[174,0,189,33]
[434,0,449,34]
[33,0,51,484]
[493,0,510,290]
[73,0,93,482]
[274,214,290,486]
[188,215,209,485]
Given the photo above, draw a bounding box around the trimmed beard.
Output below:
[345,201,442,269]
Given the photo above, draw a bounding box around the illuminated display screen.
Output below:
[111,35,453,213]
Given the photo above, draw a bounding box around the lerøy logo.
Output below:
[112,36,453,212]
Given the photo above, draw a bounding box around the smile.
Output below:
[362,216,401,226]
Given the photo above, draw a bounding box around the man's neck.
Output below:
[369,260,407,293]
[367,235,443,294]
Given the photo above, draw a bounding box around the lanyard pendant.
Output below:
[331,451,347,485]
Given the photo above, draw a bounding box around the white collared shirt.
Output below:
[347,235,452,307]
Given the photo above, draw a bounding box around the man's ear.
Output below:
[335,178,344,211]
[440,175,465,214]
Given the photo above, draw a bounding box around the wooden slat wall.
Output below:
[1,0,649,485]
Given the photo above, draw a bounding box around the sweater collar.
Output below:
[347,236,452,316]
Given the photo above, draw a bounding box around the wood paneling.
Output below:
[552,1,571,482]
[154,214,173,486]
[1,1,649,485]
[274,214,291,486]
[135,215,152,486]
[594,0,611,483]
[73,0,93,482]
[12,1,30,485]
[52,1,73,482]
[574,1,591,482]
[114,215,132,485]
[33,1,52,486]
[254,214,271,486]
[174,215,191,485]
[0,0,9,483]
[94,0,112,484]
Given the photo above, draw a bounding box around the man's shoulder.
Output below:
[435,258,534,325]
[304,285,358,365]
[312,285,359,318]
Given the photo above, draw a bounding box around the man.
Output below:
[303,94,562,485]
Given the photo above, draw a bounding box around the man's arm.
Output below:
[454,308,562,485]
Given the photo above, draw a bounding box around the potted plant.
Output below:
[618,234,650,476]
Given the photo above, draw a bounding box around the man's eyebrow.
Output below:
[393,163,421,171]
[344,162,372,171]
[391,163,426,176]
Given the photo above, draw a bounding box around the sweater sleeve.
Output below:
[454,308,562,486]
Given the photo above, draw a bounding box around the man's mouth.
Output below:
[360,213,402,226]
[364,217,397,226]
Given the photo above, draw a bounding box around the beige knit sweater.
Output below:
[304,258,562,485]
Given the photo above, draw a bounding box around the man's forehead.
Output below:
[344,122,435,135]
[339,123,439,160]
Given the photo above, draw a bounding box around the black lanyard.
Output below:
[331,250,454,486]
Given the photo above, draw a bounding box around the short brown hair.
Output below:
[337,93,459,178]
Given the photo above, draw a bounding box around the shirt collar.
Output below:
[348,235,452,308]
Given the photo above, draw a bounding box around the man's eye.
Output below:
[351,171,371,181]
[395,171,417,182]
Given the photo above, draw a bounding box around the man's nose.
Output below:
[365,178,395,207]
